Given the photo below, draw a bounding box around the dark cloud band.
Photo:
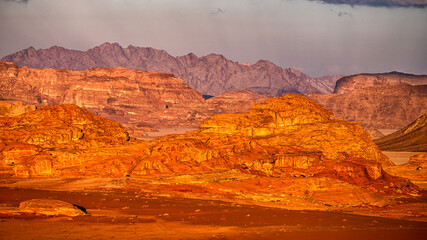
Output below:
[312,0,427,8]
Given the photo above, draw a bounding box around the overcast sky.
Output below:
[0,0,426,77]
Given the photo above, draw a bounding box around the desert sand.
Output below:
[0,179,426,240]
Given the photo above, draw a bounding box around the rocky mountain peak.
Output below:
[2,43,339,96]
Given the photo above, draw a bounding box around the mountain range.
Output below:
[1,42,340,96]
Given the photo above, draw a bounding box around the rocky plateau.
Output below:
[334,72,427,94]
[308,84,427,130]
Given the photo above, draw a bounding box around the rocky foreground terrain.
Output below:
[0,94,426,239]
[1,42,340,96]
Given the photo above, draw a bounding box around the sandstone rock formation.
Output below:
[333,72,427,94]
[0,100,36,117]
[0,104,132,177]
[0,104,129,148]
[1,43,340,96]
[308,84,427,130]
[19,199,87,216]
[0,95,420,206]
[374,113,427,152]
[0,61,209,132]
[0,61,276,137]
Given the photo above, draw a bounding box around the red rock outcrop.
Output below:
[0,61,209,131]
[0,95,420,206]
[1,43,340,96]
[308,84,427,130]
[0,104,129,148]
[130,95,418,199]
[374,113,427,152]
[334,72,427,94]
[0,104,134,177]
[19,199,87,216]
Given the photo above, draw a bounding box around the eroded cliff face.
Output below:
[0,95,419,208]
[0,61,208,131]
[0,61,275,137]
[334,72,427,94]
[308,84,427,130]
[1,43,340,96]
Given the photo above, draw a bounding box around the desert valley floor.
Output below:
[0,151,426,240]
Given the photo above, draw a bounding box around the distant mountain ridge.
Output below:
[374,113,427,152]
[1,42,340,96]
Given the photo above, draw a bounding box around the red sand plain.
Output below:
[0,185,426,240]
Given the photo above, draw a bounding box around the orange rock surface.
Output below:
[0,95,421,208]
[19,199,87,216]
[384,154,427,189]
[0,100,36,117]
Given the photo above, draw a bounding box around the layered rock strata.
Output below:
[308,84,427,130]
[0,61,274,137]
[0,61,208,131]
[206,90,271,114]
[334,72,427,94]
[1,43,340,96]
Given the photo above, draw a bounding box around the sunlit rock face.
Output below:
[334,72,427,94]
[199,94,391,165]
[0,95,419,200]
[0,100,36,117]
[19,199,87,216]
[0,104,129,148]
[0,104,132,177]
[133,95,417,198]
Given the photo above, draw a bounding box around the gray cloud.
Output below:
[2,0,29,3]
[312,0,427,8]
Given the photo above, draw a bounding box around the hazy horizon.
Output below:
[0,0,426,77]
